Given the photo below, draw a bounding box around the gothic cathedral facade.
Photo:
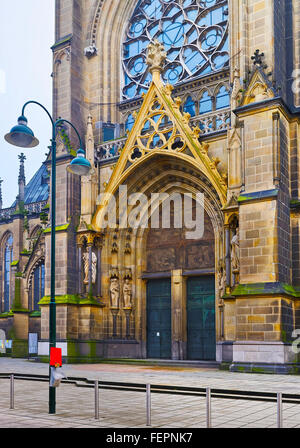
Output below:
[1,0,300,373]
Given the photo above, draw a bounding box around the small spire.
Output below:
[85,113,95,167]
[18,153,26,183]
[0,178,3,210]
[18,153,26,204]
[87,113,93,126]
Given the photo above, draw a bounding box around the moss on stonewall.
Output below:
[29,311,41,317]
[0,311,14,318]
[38,294,102,307]
[232,282,300,298]
[12,277,22,310]
[44,223,70,233]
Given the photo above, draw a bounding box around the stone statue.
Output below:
[123,279,132,309]
[218,261,226,299]
[146,39,167,73]
[83,251,89,284]
[110,277,120,308]
[91,251,97,284]
[231,228,240,272]
[83,249,97,284]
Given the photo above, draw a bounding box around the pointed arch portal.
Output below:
[92,42,226,359]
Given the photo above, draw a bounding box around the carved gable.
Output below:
[241,69,276,106]
[92,42,228,231]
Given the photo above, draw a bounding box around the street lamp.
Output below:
[5,101,91,414]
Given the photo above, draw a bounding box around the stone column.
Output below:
[171,269,186,360]
[24,287,30,312]
[240,122,245,192]
[125,309,131,339]
[77,244,83,295]
[272,112,280,187]
[111,310,119,338]
[97,246,102,297]
[88,244,93,294]
[225,226,231,292]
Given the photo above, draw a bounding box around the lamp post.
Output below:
[5,101,91,414]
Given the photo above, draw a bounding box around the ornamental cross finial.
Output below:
[251,49,266,67]
[146,39,167,75]
[18,153,26,164]
[18,153,26,183]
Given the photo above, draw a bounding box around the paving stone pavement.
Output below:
[1,358,300,428]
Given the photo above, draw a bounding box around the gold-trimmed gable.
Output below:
[92,42,227,231]
[241,69,275,106]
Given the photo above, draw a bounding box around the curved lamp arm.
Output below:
[21,100,55,127]
[55,118,83,150]
[21,101,83,150]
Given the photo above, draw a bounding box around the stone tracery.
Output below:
[123,0,229,99]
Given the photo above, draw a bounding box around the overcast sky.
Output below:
[0,0,54,208]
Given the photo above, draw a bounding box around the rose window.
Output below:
[123,0,229,99]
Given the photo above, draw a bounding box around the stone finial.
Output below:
[146,39,167,77]
[0,178,3,210]
[86,113,93,138]
[18,153,26,204]
[85,113,95,167]
[251,49,268,70]
[18,153,26,183]
[233,67,240,79]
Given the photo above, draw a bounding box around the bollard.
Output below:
[206,387,211,428]
[10,374,14,410]
[95,380,99,420]
[277,392,282,428]
[146,384,151,426]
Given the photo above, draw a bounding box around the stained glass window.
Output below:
[199,90,213,114]
[32,264,45,311]
[183,96,196,116]
[216,85,230,109]
[4,235,13,312]
[123,0,229,99]
[125,114,135,131]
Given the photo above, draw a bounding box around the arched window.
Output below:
[123,0,229,99]
[216,85,230,109]
[199,91,213,114]
[3,234,13,312]
[183,96,196,117]
[29,263,45,311]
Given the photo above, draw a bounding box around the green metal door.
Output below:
[147,279,171,359]
[187,276,216,360]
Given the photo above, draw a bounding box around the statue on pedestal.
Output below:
[110,277,120,309]
[231,228,240,273]
[123,279,132,309]
[218,259,226,299]
[83,249,97,284]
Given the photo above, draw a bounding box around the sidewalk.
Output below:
[1,358,300,428]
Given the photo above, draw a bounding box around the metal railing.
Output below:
[1,372,298,428]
